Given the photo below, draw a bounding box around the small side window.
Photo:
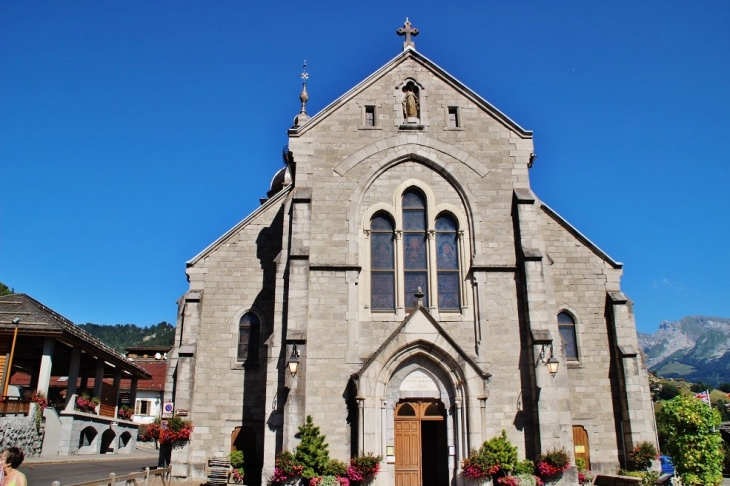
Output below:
[447,106,459,127]
[365,105,376,127]
[558,312,578,360]
[238,313,261,362]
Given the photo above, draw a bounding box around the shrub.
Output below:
[656,394,724,486]
[229,450,245,482]
[629,441,658,471]
[481,430,519,475]
[514,459,536,476]
[296,416,330,479]
[324,459,348,477]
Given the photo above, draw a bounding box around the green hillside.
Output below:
[78,321,175,353]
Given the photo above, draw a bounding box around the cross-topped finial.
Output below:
[301,60,309,82]
[293,59,310,127]
[397,18,419,51]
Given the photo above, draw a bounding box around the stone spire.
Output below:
[293,60,310,127]
[397,18,419,51]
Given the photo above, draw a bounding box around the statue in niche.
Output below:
[402,82,419,120]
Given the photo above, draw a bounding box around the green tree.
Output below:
[690,381,710,393]
[295,415,329,479]
[658,382,680,401]
[718,383,730,393]
[656,395,724,486]
[0,281,13,296]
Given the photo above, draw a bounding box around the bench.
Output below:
[593,475,642,486]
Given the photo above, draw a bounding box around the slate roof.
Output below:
[0,293,151,379]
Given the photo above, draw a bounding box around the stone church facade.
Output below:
[165,25,656,486]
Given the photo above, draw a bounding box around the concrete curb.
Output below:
[23,448,159,465]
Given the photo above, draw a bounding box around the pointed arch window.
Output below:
[436,214,460,310]
[238,312,261,362]
[370,214,395,311]
[558,312,578,360]
[403,190,428,311]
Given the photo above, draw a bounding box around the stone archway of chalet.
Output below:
[340,136,489,265]
[351,309,490,486]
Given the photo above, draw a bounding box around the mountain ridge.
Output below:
[638,315,730,386]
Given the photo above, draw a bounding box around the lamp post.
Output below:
[2,317,20,397]
[288,345,300,377]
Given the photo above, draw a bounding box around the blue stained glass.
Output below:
[404,234,427,269]
[371,214,394,231]
[371,233,394,270]
[435,215,457,231]
[403,209,425,231]
[404,272,428,309]
[402,191,425,208]
[437,234,458,270]
[371,273,395,310]
[437,273,460,309]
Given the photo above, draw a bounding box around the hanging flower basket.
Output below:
[146,416,194,444]
[75,394,99,414]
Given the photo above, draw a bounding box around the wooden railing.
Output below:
[0,396,30,416]
[54,466,171,486]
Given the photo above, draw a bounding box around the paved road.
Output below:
[20,457,162,486]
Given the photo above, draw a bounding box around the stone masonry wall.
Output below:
[0,415,43,457]
[540,206,626,473]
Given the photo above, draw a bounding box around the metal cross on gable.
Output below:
[397,18,419,51]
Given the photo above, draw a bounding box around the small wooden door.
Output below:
[395,401,447,486]
[572,425,590,469]
[395,419,420,486]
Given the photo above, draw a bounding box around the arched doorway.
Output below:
[394,400,448,486]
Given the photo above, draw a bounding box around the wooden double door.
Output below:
[394,401,448,486]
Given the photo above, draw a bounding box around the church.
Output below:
[164,21,656,485]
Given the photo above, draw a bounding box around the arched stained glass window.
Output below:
[436,214,460,310]
[403,190,428,310]
[558,312,578,360]
[371,214,395,310]
[238,312,261,362]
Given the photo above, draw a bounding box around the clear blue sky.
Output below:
[2,2,729,334]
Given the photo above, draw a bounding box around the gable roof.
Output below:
[288,47,532,139]
[540,202,623,269]
[353,306,491,380]
[187,184,290,267]
[0,294,151,379]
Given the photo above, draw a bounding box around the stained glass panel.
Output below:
[436,233,458,270]
[405,272,428,309]
[404,234,427,269]
[437,273,460,309]
[402,191,425,208]
[403,209,425,231]
[371,233,394,270]
[371,214,393,231]
[371,273,395,310]
[435,215,457,231]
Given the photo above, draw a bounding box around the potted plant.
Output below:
[272,450,304,485]
[536,447,570,482]
[347,453,382,484]
[146,416,194,445]
[75,393,99,413]
[118,405,134,420]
